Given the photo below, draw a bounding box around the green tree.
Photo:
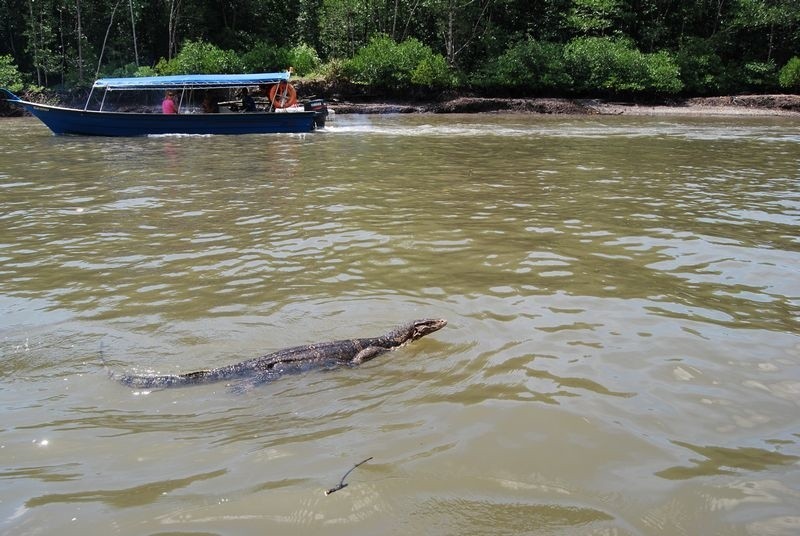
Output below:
[567,0,623,36]
[23,0,60,85]
[473,39,571,92]
[411,53,453,87]
[645,50,683,93]
[1,0,798,97]
[487,0,571,43]
[320,0,369,57]
[676,37,725,95]
[740,60,778,90]
[156,39,244,74]
[344,34,451,89]
[733,0,800,62]
[779,56,800,89]
[241,41,291,73]
[565,36,682,94]
[0,53,25,91]
[295,0,324,50]
[288,43,321,75]
[423,0,494,67]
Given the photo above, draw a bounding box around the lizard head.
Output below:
[389,318,447,346]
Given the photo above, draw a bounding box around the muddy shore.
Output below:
[326,94,800,117]
[3,90,798,118]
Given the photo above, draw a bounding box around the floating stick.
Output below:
[325,457,373,496]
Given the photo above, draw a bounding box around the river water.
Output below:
[1,113,799,535]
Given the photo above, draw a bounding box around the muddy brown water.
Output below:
[1,114,799,535]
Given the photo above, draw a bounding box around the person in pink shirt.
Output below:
[162,91,178,114]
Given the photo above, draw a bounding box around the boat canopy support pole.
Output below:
[99,87,110,111]
[267,86,275,112]
[278,84,289,109]
[85,86,96,111]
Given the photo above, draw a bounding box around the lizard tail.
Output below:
[98,339,118,380]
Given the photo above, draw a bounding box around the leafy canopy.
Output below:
[0,54,25,92]
[344,35,453,89]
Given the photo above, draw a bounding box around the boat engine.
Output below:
[304,98,328,128]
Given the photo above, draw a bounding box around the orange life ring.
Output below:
[269,82,298,109]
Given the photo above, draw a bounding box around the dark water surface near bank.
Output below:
[1,114,799,535]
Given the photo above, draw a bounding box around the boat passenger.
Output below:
[240,88,256,112]
[202,93,219,113]
[162,91,178,114]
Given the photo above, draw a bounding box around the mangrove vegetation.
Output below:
[1,0,799,99]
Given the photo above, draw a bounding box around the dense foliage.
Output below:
[0,54,24,92]
[343,35,453,89]
[1,0,798,97]
[779,57,800,90]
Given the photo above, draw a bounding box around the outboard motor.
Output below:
[304,98,328,128]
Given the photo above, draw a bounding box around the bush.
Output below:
[318,59,347,82]
[156,40,244,75]
[0,54,25,93]
[675,38,724,95]
[241,41,290,73]
[411,54,453,88]
[287,43,321,76]
[343,35,407,88]
[394,39,432,83]
[565,37,647,93]
[646,51,683,93]
[472,39,571,92]
[105,62,141,78]
[742,60,778,90]
[779,56,800,90]
[134,65,158,77]
[565,37,682,95]
[240,42,319,75]
[344,35,452,90]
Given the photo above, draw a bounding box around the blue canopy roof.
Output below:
[93,72,290,90]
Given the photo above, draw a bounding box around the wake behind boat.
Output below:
[1,72,327,136]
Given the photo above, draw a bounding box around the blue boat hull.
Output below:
[3,91,317,136]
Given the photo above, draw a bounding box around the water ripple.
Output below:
[1,115,798,535]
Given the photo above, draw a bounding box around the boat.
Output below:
[1,72,327,136]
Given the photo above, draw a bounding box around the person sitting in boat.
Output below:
[162,91,178,114]
[240,88,256,112]
[202,92,219,113]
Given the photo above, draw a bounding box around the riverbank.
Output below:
[3,90,798,118]
[327,94,800,116]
